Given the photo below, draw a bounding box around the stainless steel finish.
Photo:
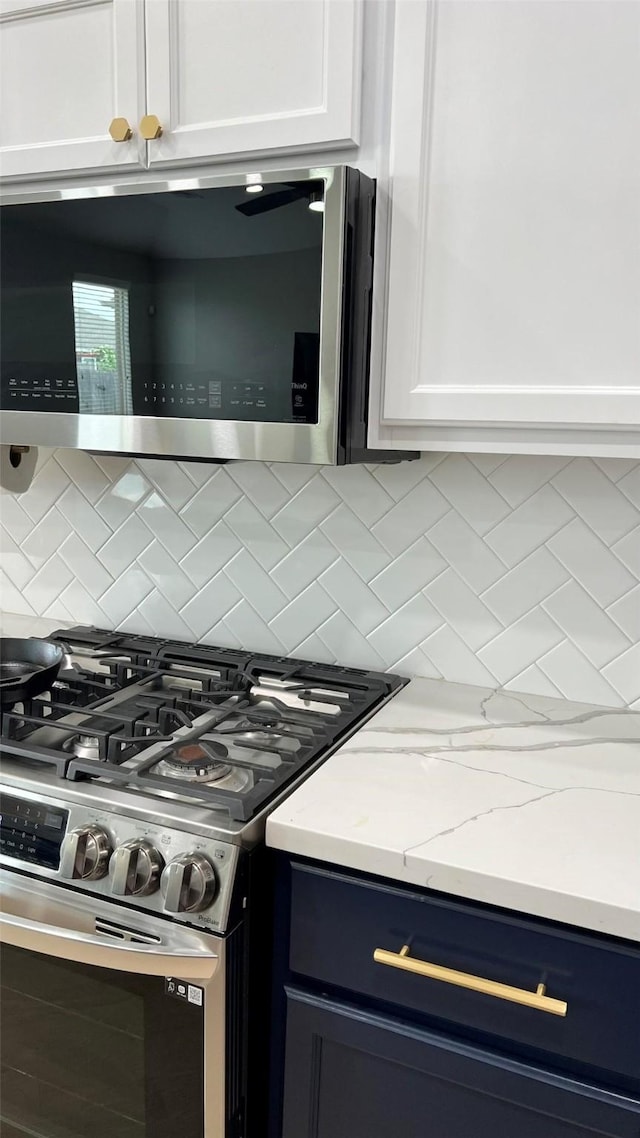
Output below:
[94,917,161,944]
[0,869,218,978]
[162,853,217,914]
[0,868,227,1138]
[251,676,347,715]
[59,824,112,880]
[0,166,346,465]
[1,758,253,840]
[0,777,241,933]
[58,641,133,663]
[110,838,164,897]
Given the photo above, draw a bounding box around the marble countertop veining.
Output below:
[267,678,640,942]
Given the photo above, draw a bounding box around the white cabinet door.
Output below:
[0,0,146,179]
[144,0,363,166]
[379,0,640,453]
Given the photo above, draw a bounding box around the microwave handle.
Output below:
[0,907,218,980]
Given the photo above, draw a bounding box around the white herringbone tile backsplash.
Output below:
[1,450,639,708]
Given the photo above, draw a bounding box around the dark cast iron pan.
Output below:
[0,638,64,705]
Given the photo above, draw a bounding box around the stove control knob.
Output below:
[161,854,217,914]
[60,825,112,881]
[111,839,164,897]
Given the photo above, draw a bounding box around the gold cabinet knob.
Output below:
[108,117,133,143]
[139,114,163,140]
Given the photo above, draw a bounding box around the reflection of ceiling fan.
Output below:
[235,181,324,217]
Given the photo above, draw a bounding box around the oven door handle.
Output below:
[0,907,218,980]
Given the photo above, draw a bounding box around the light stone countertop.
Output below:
[267,677,640,943]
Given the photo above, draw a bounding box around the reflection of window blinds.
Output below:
[72,281,133,414]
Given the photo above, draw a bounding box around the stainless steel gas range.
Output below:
[0,627,403,1138]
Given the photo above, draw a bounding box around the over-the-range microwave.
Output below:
[0,167,413,466]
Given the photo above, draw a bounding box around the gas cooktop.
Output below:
[0,628,403,934]
[0,627,404,828]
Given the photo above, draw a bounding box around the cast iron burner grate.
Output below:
[0,626,405,822]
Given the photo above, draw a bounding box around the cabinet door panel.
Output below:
[382,0,640,435]
[282,990,640,1138]
[0,0,146,179]
[144,0,362,165]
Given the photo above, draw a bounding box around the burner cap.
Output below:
[163,743,231,780]
[71,734,101,761]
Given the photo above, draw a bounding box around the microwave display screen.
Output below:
[0,181,324,425]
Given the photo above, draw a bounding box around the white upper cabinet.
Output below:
[0,0,363,181]
[0,0,146,179]
[376,0,640,456]
[144,0,363,166]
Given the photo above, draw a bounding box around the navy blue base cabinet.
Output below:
[282,990,640,1138]
[272,858,640,1138]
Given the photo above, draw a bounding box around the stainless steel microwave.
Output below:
[0,167,410,466]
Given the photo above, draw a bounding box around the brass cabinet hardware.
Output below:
[373,944,568,1017]
[108,117,133,142]
[139,114,163,140]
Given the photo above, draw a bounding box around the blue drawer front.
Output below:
[288,862,640,1089]
[283,989,640,1138]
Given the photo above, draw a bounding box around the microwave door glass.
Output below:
[1,181,324,426]
[72,279,133,415]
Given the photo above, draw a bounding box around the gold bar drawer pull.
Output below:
[373,945,568,1017]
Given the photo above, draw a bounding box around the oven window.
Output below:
[0,944,204,1138]
[0,180,324,425]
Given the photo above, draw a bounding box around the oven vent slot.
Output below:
[95,917,161,944]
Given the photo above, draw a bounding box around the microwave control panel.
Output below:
[4,376,78,409]
[1,373,317,423]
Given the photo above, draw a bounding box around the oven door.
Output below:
[0,870,227,1138]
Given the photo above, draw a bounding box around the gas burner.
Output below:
[71,734,101,762]
[152,742,253,797]
[160,742,232,782]
[151,766,253,799]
